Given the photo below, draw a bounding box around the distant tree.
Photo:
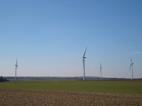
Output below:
[0,76,9,82]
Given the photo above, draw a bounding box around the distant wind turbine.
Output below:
[82,48,87,80]
[129,57,134,80]
[100,63,102,79]
[15,58,18,79]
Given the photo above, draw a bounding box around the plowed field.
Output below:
[0,88,142,106]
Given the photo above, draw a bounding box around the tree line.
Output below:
[0,76,9,82]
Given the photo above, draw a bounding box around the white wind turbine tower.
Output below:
[82,48,87,80]
[129,57,134,80]
[100,63,102,79]
[15,58,18,79]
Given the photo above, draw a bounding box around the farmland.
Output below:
[0,79,142,94]
[0,79,142,105]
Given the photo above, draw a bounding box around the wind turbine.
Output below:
[129,57,134,80]
[15,58,18,79]
[82,48,87,80]
[100,63,102,79]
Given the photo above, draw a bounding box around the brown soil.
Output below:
[0,88,142,106]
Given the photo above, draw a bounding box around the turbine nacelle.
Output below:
[100,63,102,79]
[15,64,18,67]
[129,58,134,71]
[15,58,18,68]
[100,63,102,70]
[15,58,18,79]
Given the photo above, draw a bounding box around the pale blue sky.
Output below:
[0,0,142,78]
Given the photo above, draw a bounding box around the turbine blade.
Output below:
[15,58,18,68]
[100,63,102,73]
[130,57,132,63]
[17,59,18,67]
[129,64,132,71]
[83,48,87,57]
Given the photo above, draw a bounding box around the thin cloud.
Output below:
[131,52,142,55]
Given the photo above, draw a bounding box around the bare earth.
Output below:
[0,88,142,106]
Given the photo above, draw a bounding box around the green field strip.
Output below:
[0,80,142,94]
